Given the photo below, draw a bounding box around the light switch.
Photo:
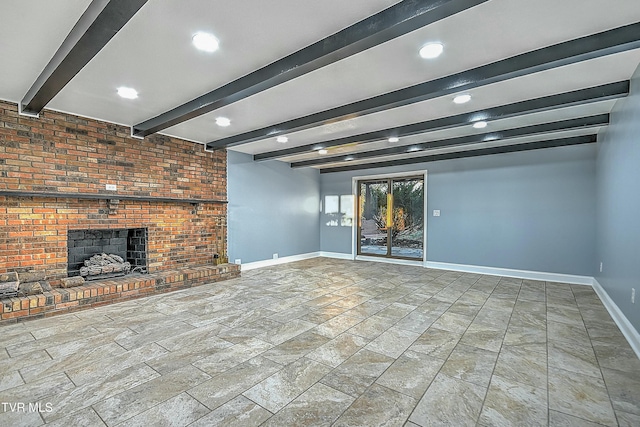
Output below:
[433,210,440,217]
[106,184,117,191]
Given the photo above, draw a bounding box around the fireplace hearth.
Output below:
[67,228,148,278]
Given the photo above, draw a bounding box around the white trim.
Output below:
[424,261,593,285]
[356,255,423,267]
[319,251,354,260]
[18,102,39,118]
[239,252,320,271]
[592,279,640,359]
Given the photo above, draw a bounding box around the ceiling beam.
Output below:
[131,0,488,138]
[20,0,149,116]
[290,114,609,168]
[319,135,597,174]
[209,22,640,150]
[255,81,628,161]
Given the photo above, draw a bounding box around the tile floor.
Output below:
[1,258,639,426]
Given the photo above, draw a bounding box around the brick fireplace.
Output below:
[0,101,239,322]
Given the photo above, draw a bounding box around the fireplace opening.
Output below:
[67,228,148,279]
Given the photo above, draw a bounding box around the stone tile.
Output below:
[116,392,209,427]
[393,310,437,334]
[409,373,486,427]
[364,327,420,359]
[313,314,362,339]
[42,363,160,422]
[548,410,607,426]
[591,339,640,372]
[0,370,24,393]
[189,395,272,427]
[116,321,195,350]
[376,302,417,321]
[93,365,211,425]
[192,338,273,375]
[262,383,354,427]
[5,327,101,358]
[333,384,416,427]
[409,326,461,359]
[262,331,330,365]
[320,349,395,397]
[20,341,127,383]
[258,319,317,344]
[547,321,589,346]
[348,315,392,340]
[617,411,640,427]
[548,367,617,427]
[45,407,106,427]
[441,343,498,388]
[503,324,547,353]
[479,375,547,426]
[0,372,74,404]
[473,308,512,330]
[431,312,474,334]
[493,345,547,390]
[306,333,369,368]
[188,356,281,410]
[0,406,44,427]
[66,342,168,385]
[548,339,601,378]
[154,322,229,351]
[601,367,640,415]
[242,357,331,413]
[216,318,282,343]
[459,324,505,352]
[376,350,444,399]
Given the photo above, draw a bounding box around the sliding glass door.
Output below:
[357,176,424,260]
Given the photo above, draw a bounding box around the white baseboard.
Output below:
[592,279,640,359]
[425,261,593,285]
[319,252,354,260]
[356,255,424,267]
[239,252,321,271]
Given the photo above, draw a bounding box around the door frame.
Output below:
[351,171,428,267]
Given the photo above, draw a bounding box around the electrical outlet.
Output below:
[632,288,636,304]
[234,259,241,265]
[433,210,440,217]
[106,184,117,191]
[273,253,278,259]
[599,262,603,273]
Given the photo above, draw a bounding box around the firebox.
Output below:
[67,228,148,277]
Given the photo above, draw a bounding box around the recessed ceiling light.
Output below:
[192,32,219,52]
[407,146,423,152]
[419,42,444,59]
[388,137,399,143]
[117,87,138,99]
[453,94,471,104]
[276,136,288,143]
[473,121,488,129]
[318,149,328,155]
[215,117,231,127]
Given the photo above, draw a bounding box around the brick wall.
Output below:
[0,100,228,284]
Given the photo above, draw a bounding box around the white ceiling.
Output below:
[1,0,639,171]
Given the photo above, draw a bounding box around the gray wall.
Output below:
[227,150,320,264]
[321,144,597,276]
[596,63,640,332]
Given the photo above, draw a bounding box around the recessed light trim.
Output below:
[388,137,399,143]
[276,136,288,143]
[453,94,471,104]
[192,32,219,52]
[215,117,231,127]
[419,42,444,59]
[473,121,488,129]
[117,87,138,99]
[318,149,328,155]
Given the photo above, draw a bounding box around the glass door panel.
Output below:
[390,178,424,259]
[358,180,389,256]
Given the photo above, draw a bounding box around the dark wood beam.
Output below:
[131,0,488,137]
[291,114,609,168]
[208,22,640,150]
[255,81,627,161]
[319,135,597,173]
[20,0,149,115]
